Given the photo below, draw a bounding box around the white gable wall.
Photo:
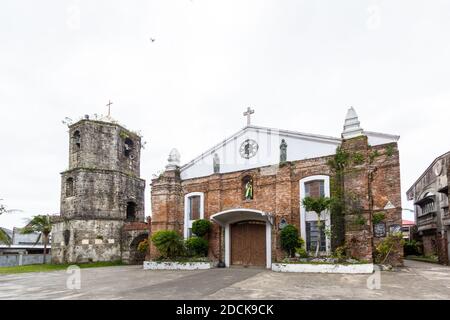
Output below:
[180,127,341,180]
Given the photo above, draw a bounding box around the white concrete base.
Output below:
[143,261,212,270]
[272,263,374,274]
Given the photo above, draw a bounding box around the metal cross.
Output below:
[243,107,255,126]
[106,100,113,117]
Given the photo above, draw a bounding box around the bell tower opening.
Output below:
[126,202,137,221]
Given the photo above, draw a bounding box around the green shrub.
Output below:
[151,230,184,259]
[372,212,386,224]
[192,219,212,237]
[404,239,420,256]
[386,145,395,157]
[333,245,347,261]
[352,152,365,165]
[375,233,404,264]
[137,238,149,253]
[280,224,303,257]
[185,237,209,257]
[355,215,366,226]
[295,247,308,258]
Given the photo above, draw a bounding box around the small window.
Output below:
[124,138,134,158]
[73,131,81,150]
[66,178,74,197]
[184,193,204,239]
[188,196,201,220]
[305,180,325,198]
[126,202,137,221]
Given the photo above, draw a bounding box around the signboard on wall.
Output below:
[374,222,386,237]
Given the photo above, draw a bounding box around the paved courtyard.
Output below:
[1,260,450,300]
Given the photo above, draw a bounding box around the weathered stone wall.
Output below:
[52,219,149,264]
[52,219,124,264]
[52,119,147,264]
[61,169,145,221]
[68,120,141,176]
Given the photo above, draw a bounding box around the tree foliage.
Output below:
[302,196,333,257]
[280,224,304,257]
[192,219,212,237]
[185,237,209,257]
[21,215,53,263]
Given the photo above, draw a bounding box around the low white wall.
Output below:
[272,263,374,274]
[143,261,212,270]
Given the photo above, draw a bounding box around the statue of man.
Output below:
[213,153,220,174]
[280,139,288,163]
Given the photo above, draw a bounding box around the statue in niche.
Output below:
[280,139,288,163]
[213,153,220,174]
[243,176,253,200]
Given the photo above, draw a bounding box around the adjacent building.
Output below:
[406,152,450,264]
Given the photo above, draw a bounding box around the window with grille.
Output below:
[306,221,326,252]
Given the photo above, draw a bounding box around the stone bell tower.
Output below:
[51,115,146,264]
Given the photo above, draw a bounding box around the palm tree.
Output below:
[0,228,11,245]
[21,215,52,264]
[0,201,11,245]
[302,196,332,257]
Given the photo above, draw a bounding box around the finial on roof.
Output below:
[342,107,364,139]
[166,148,181,170]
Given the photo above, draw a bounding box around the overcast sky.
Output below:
[1,0,449,229]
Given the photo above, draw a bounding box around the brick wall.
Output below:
[150,136,403,265]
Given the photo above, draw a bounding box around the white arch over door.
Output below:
[299,175,331,254]
[211,209,273,269]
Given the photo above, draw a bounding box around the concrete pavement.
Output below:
[1,260,449,300]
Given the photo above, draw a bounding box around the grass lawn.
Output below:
[0,260,124,275]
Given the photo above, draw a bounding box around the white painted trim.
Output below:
[272,263,374,274]
[225,224,230,267]
[143,261,212,270]
[299,175,331,254]
[184,192,205,239]
[265,222,272,269]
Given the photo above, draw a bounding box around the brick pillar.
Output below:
[207,174,222,263]
[149,168,183,259]
[341,135,373,262]
[274,163,292,262]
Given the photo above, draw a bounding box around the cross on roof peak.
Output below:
[243,107,255,126]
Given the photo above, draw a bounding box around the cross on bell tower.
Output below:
[243,107,255,126]
[106,100,113,117]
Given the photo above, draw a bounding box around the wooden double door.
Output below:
[230,220,266,267]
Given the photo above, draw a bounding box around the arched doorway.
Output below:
[231,220,266,267]
[129,233,148,264]
[210,209,273,269]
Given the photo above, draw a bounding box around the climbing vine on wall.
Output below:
[327,147,349,250]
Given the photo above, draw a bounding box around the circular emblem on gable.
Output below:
[434,160,443,176]
[239,139,259,159]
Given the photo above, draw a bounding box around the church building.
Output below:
[150,108,404,268]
